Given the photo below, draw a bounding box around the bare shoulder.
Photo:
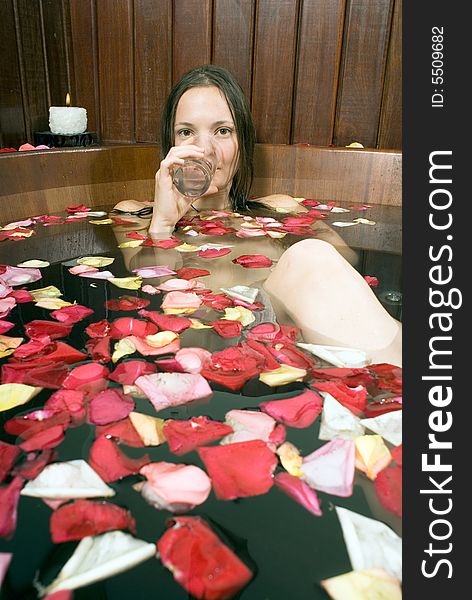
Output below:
[255,194,308,212]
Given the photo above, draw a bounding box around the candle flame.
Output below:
[65,93,71,107]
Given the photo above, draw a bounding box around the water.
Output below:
[173,159,214,198]
[0,210,402,599]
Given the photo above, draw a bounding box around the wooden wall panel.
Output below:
[0,0,25,148]
[96,0,134,143]
[68,0,99,135]
[292,0,345,146]
[378,0,401,149]
[252,0,299,143]
[213,0,255,100]
[40,0,71,106]
[134,0,172,143]
[173,0,212,84]
[13,0,49,137]
[334,0,393,148]
[1,0,402,150]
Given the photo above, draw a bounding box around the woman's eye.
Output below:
[217,127,232,136]
[177,129,192,137]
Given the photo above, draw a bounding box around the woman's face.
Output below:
[174,86,239,194]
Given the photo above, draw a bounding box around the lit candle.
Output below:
[49,93,87,135]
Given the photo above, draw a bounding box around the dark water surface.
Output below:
[0,209,401,599]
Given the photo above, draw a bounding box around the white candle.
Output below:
[49,93,87,135]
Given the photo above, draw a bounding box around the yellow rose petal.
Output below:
[17,259,50,268]
[259,365,307,387]
[0,335,24,352]
[35,298,74,310]
[275,207,290,214]
[77,256,115,268]
[109,277,142,290]
[129,412,166,446]
[353,217,376,225]
[321,568,401,600]
[163,307,198,315]
[189,319,213,330]
[0,349,14,359]
[266,231,287,239]
[223,306,255,326]
[0,383,42,412]
[277,441,303,476]
[118,239,144,248]
[89,218,114,225]
[112,338,136,363]
[175,243,201,252]
[144,331,179,348]
[29,285,62,300]
[355,435,392,480]
[10,230,34,238]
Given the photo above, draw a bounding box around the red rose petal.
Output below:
[175,267,210,280]
[12,449,56,480]
[391,444,402,466]
[211,320,243,338]
[198,247,232,258]
[232,254,273,268]
[108,360,157,385]
[1,361,69,389]
[105,295,151,311]
[268,423,286,446]
[89,436,150,482]
[50,499,136,543]
[8,289,34,303]
[62,362,110,390]
[368,363,403,394]
[0,320,15,334]
[198,440,277,500]
[9,341,87,365]
[4,410,70,438]
[88,389,135,425]
[244,340,281,371]
[19,425,65,452]
[0,477,23,539]
[95,418,144,447]
[13,337,51,360]
[260,388,323,428]
[85,319,111,338]
[374,465,402,517]
[142,236,181,249]
[137,310,191,333]
[312,381,367,415]
[164,417,233,456]
[0,441,21,483]
[246,322,280,342]
[158,516,253,599]
[266,342,315,370]
[44,390,87,426]
[50,304,94,325]
[364,397,403,418]
[201,293,233,310]
[310,367,374,388]
[24,320,72,340]
[86,335,112,362]
[364,275,379,287]
[67,203,90,213]
[109,317,158,339]
[274,472,322,516]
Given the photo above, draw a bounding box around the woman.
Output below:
[114,65,401,366]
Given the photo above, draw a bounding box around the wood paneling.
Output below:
[173,0,212,84]
[134,0,172,143]
[96,0,134,143]
[378,0,401,149]
[251,0,299,143]
[40,0,71,106]
[213,0,255,99]
[69,0,99,135]
[0,0,402,150]
[14,0,49,137]
[0,0,25,148]
[334,0,393,147]
[292,0,345,145]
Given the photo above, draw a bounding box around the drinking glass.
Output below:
[173,138,220,198]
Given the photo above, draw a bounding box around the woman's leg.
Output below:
[263,239,402,366]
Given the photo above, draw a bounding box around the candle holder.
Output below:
[33,131,98,148]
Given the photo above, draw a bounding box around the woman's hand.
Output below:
[149,144,218,234]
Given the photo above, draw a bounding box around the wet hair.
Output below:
[161,65,256,212]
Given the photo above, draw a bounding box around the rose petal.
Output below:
[232,254,273,268]
[104,296,150,311]
[164,417,232,456]
[89,436,150,482]
[301,439,355,497]
[158,516,252,599]
[109,317,158,339]
[0,477,23,539]
[211,320,243,338]
[108,360,157,385]
[88,388,135,425]
[50,304,94,325]
[50,499,136,543]
[0,441,21,484]
[374,465,402,517]
[24,320,72,340]
[198,440,277,500]
[274,472,322,516]
[259,388,323,428]
[135,373,212,411]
